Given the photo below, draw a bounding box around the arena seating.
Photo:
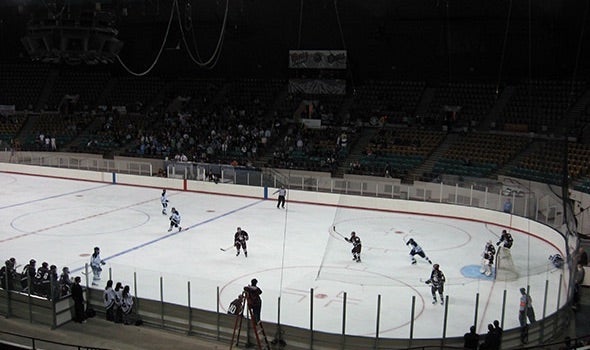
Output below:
[498,80,587,133]
[433,133,529,178]
[349,80,425,125]
[0,63,49,110]
[423,82,498,129]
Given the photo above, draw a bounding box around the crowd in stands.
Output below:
[2,64,590,190]
[270,122,357,173]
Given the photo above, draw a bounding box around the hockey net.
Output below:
[494,247,519,281]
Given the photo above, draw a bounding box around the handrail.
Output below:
[0,330,112,350]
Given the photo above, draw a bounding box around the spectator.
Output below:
[71,276,86,323]
[481,323,500,350]
[463,325,479,349]
[243,278,262,323]
[577,247,588,266]
[519,287,536,327]
[493,320,503,345]
[573,263,585,310]
[503,198,512,214]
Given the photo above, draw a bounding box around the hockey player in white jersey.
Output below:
[406,238,432,265]
[161,189,169,215]
[168,208,182,232]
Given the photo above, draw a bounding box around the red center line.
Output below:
[0,194,172,244]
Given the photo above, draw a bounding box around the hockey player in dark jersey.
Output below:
[160,189,169,215]
[227,294,245,315]
[497,229,513,249]
[406,238,432,265]
[345,231,362,262]
[168,208,182,232]
[425,264,446,305]
[481,242,495,277]
[234,227,249,257]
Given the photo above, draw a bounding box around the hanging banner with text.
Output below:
[288,50,347,69]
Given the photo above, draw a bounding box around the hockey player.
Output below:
[227,294,245,315]
[168,208,182,232]
[480,241,496,276]
[406,238,432,265]
[497,229,513,249]
[549,254,564,268]
[345,231,362,262]
[234,227,249,257]
[21,259,36,292]
[35,261,50,297]
[425,264,446,305]
[160,189,169,215]
[90,247,106,286]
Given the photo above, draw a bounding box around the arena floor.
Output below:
[0,172,567,338]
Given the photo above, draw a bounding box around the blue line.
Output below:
[71,199,265,273]
[0,184,112,210]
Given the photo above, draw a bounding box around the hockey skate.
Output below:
[178,227,182,232]
[411,259,417,265]
[236,251,240,256]
[167,228,172,232]
[432,298,437,304]
[245,252,248,257]
[440,299,444,305]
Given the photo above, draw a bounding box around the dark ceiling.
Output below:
[0,0,588,79]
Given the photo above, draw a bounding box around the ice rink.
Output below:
[0,172,568,339]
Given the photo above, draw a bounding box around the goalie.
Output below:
[480,241,496,277]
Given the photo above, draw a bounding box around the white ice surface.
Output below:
[0,173,568,338]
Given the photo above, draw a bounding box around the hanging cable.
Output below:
[445,0,452,85]
[569,0,589,99]
[297,0,304,49]
[116,0,178,76]
[333,0,347,50]
[496,0,513,96]
[177,0,230,68]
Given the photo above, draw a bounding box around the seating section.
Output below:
[349,80,425,125]
[22,112,95,151]
[1,64,590,187]
[0,114,27,147]
[271,124,357,172]
[103,77,165,112]
[498,80,587,133]
[508,141,590,186]
[0,63,50,110]
[352,128,445,178]
[434,133,529,178]
[276,92,346,127]
[46,70,111,111]
[424,82,497,128]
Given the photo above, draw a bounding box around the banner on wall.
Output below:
[288,50,347,69]
[288,79,346,95]
[0,105,16,115]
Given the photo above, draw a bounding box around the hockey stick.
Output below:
[331,226,348,240]
[220,245,235,252]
